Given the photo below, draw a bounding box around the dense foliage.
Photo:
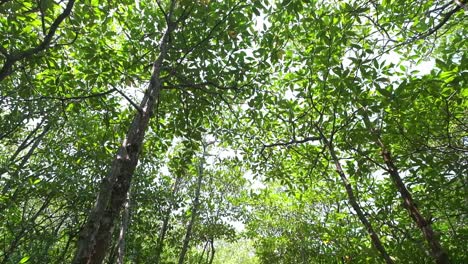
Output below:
[1,0,466,263]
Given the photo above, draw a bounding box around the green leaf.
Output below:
[377,87,392,97]
[440,71,456,83]
[19,256,30,264]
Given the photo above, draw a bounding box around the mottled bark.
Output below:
[72,2,177,263]
[380,143,450,264]
[362,113,450,264]
[117,189,131,264]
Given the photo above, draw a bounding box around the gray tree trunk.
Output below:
[72,2,177,263]
[155,175,182,264]
[178,146,207,264]
[317,128,394,264]
[117,189,131,264]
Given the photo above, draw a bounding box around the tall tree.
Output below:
[178,143,208,264]
[71,2,177,262]
[1,0,466,263]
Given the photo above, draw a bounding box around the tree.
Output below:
[1,0,466,263]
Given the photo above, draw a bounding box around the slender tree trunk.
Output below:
[0,121,51,212]
[379,141,450,263]
[319,133,394,264]
[155,175,183,264]
[208,239,215,264]
[361,114,450,264]
[178,158,205,264]
[72,3,177,263]
[197,241,208,264]
[154,214,171,264]
[117,188,131,264]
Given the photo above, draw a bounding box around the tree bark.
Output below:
[361,113,450,264]
[320,134,394,264]
[379,141,450,264]
[155,175,182,264]
[208,239,215,264]
[178,157,205,264]
[72,2,177,263]
[116,189,131,264]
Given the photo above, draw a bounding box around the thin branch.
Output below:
[110,84,143,114]
[425,2,453,15]
[412,5,461,41]
[53,30,80,47]
[21,0,76,58]
[163,81,240,91]
[9,118,46,163]
[390,5,461,51]
[262,136,321,150]
[156,0,168,23]
[0,0,76,81]
[176,3,195,24]
[21,88,116,102]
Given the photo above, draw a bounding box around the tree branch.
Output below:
[391,4,461,51]
[21,88,116,102]
[110,85,143,114]
[156,0,168,23]
[262,136,321,150]
[0,0,76,81]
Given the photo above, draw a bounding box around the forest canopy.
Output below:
[0,0,467,263]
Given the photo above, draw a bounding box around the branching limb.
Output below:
[110,85,143,114]
[156,0,168,23]
[0,0,76,81]
[389,3,462,52]
[21,88,116,102]
[261,136,321,151]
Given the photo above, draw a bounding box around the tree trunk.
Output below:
[379,142,450,264]
[117,188,131,264]
[362,113,450,264]
[155,176,182,264]
[320,134,394,264]
[208,239,215,264]
[154,214,171,264]
[197,241,208,264]
[72,3,177,263]
[178,157,205,264]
